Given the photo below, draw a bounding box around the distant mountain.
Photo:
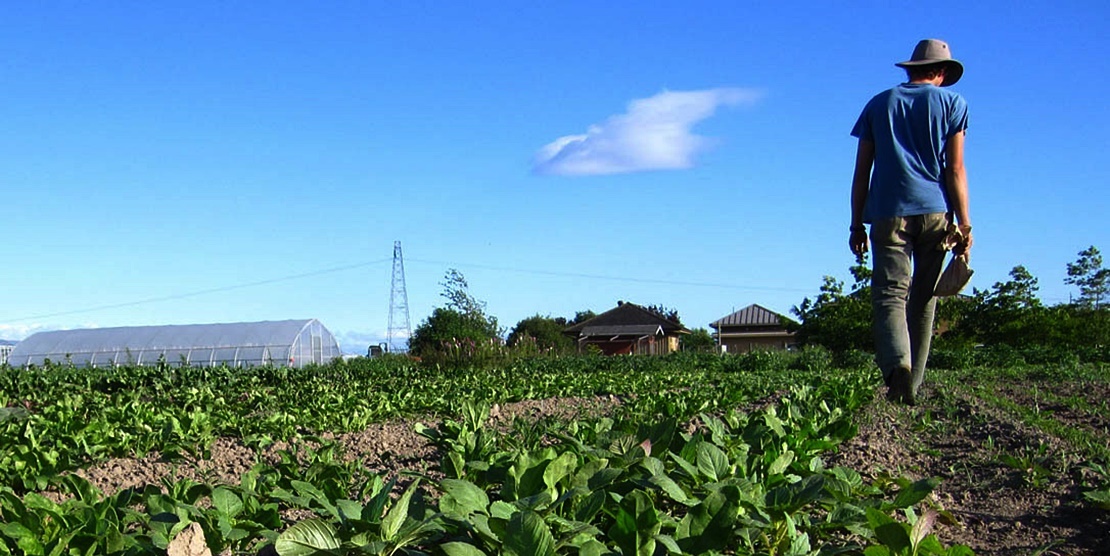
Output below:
[0,340,16,346]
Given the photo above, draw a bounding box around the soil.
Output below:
[73,395,619,497]
[828,382,1110,555]
[70,388,1109,555]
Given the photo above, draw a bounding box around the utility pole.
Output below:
[387,241,412,353]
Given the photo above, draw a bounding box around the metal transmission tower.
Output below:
[386,241,412,353]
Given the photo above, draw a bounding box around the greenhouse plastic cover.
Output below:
[5,319,341,368]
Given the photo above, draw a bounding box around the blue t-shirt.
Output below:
[851,83,969,222]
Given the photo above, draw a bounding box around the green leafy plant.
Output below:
[998,444,1055,489]
[862,508,974,556]
[1081,461,1110,511]
[274,479,442,556]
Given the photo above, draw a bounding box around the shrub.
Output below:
[1020,345,1081,366]
[419,337,511,371]
[975,344,1026,368]
[790,345,832,372]
[833,349,875,370]
[928,346,976,370]
[1075,344,1110,364]
[723,349,791,373]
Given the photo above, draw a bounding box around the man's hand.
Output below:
[954,225,973,256]
[850,229,869,257]
[849,140,874,259]
[942,223,973,258]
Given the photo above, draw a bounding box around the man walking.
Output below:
[849,39,973,405]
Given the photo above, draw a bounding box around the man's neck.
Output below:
[908,76,945,87]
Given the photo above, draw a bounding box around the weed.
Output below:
[998,443,1055,489]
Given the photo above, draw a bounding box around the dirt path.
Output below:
[829,385,1110,555]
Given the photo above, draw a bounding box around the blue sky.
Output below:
[3,1,1107,352]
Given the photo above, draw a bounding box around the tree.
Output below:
[990,265,1042,311]
[946,265,1100,351]
[948,265,1045,346]
[791,257,872,352]
[1066,246,1109,310]
[507,315,574,353]
[1064,246,1109,348]
[644,304,682,325]
[570,310,597,326]
[681,328,716,352]
[408,269,500,357]
[440,268,489,316]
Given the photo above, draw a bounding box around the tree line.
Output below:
[790,246,1109,362]
[403,269,715,363]
[401,246,1107,366]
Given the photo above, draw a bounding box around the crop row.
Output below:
[1,367,976,555]
[6,353,1105,553]
[0,353,817,491]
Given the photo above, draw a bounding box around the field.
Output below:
[1,352,1108,555]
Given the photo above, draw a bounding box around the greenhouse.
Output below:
[5,319,341,369]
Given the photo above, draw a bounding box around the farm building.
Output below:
[710,304,797,353]
[5,319,341,369]
[0,340,15,366]
[564,301,689,355]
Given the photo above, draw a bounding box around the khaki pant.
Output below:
[870,213,950,396]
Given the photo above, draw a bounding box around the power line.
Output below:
[7,258,392,323]
[405,258,813,294]
[6,253,816,325]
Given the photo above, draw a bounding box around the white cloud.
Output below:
[0,323,54,342]
[533,88,762,176]
[0,323,106,343]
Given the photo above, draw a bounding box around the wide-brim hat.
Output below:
[895,39,964,86]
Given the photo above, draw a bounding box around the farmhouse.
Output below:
[564,301,689,355]
[710,304,797,353]
[5,319,341,369]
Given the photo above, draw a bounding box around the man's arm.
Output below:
[849,139,875,256]
[944,130,972,253]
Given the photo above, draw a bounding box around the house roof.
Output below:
[579,325,664,338]
[710,304,793,329]
[564,302,689,335]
